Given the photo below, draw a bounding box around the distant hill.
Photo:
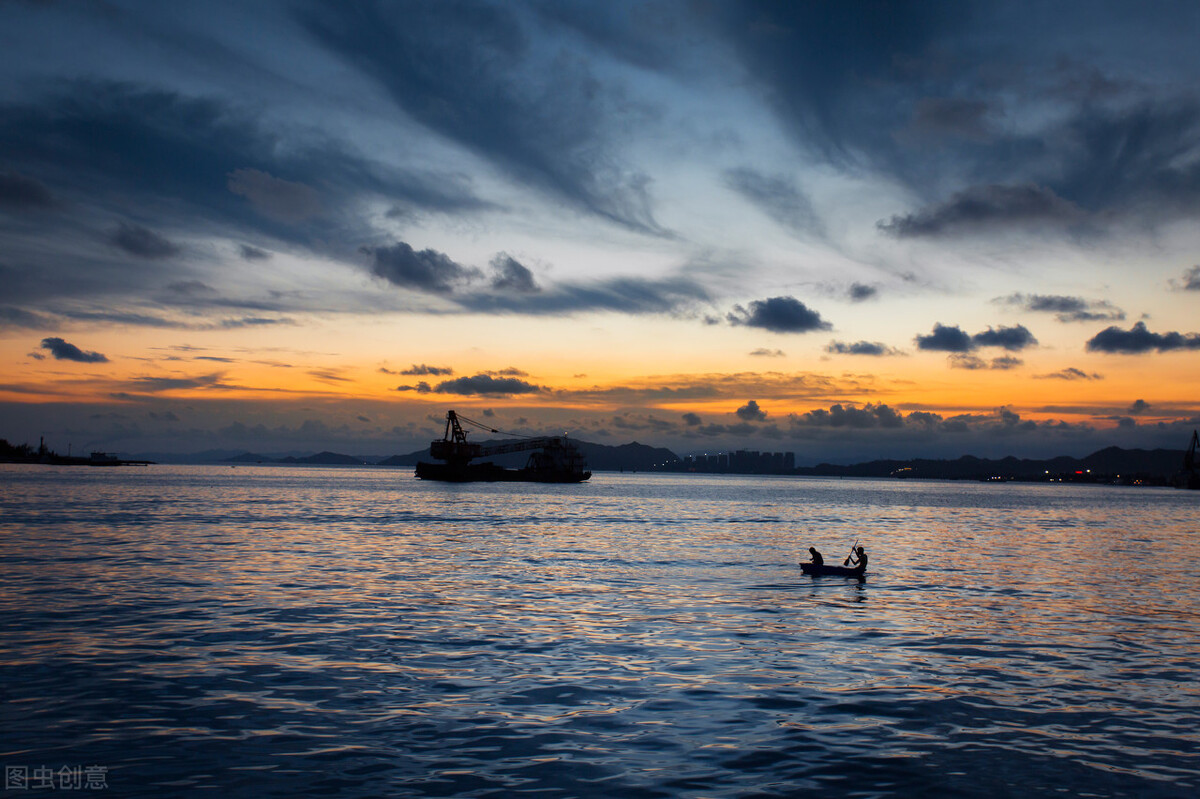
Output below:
[581,441,677,471]
[274,451,369,465]
[110,439,1195,485]
[795,446,1188,482]
[377,439,677,471]
[225,452,274,463]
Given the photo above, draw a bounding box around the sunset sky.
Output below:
[2,0,1199,462]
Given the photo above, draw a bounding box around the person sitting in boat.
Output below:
[847,546,868,570]
[808,547,824,566]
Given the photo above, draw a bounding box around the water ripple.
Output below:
[2,466,1198,797]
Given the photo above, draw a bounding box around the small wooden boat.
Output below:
[800,562,865,578]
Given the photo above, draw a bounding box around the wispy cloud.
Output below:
[878,184,1083,238]
[826,340,903,356]
[1034,367,1103,381]
[995,293,1124,322]
[723,167,823,237]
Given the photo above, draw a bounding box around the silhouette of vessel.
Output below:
[1179,429,1200,490]
[800,562,866,578]
[415,410,591,483]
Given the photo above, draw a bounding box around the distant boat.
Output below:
[415,410,591,483]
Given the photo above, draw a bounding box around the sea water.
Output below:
[2,465,1198,797]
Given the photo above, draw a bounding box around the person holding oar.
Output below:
[800,539,867,577]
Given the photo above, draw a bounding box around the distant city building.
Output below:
[664,450,798,475]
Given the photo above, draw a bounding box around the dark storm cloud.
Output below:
[896,89,1200,238]
[610,413,677,433]
[997,293,1125,322]
[915,323,1036,352]
[878,184,1083,238]
[791,403,905,430]
[714,1,965,167]
[299,0,665,235]
[1176,266,1200,291]
[39,337,108,363]
[848,283,877,302]
[786,404,1096,447]
[877,95,1200,236]
[363,242,482,294]
[433,374,543,396]
[713,4,1200,236]
[826,340,902,356]
[736,400,767,422]
[110,222,180,259]
[1129,399,1151,415]
[1034,367,1103,381]
[727,296,831,334]
[0,170,55,209]
[1085,321,1200,353]
[682,412,702,426]
[366,241,701,316]
[723,167,823,237]
[400,364,453,376]
[489,254,540,293]
[358,238,710,316]
[971,325,1037,351]
[1053,98,1200,218]
[0,80,492,304]
[914,323,973,352]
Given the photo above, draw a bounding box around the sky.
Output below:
[2,0,1199,463]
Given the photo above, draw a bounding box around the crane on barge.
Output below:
[1180,429,1200,490]
[416,410,591,483]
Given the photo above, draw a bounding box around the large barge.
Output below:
[1180,429,1199,490]
[415,411,591,483]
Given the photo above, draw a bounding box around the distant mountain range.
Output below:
[10,435,1190,484]
[226,450,368,465]
[221,440,678,472]
[213,442,1192,484]
[793,446,1190,483]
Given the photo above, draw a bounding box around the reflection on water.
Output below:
[2,466,1199,797]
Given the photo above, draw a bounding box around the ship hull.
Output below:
[415,461,591,483]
